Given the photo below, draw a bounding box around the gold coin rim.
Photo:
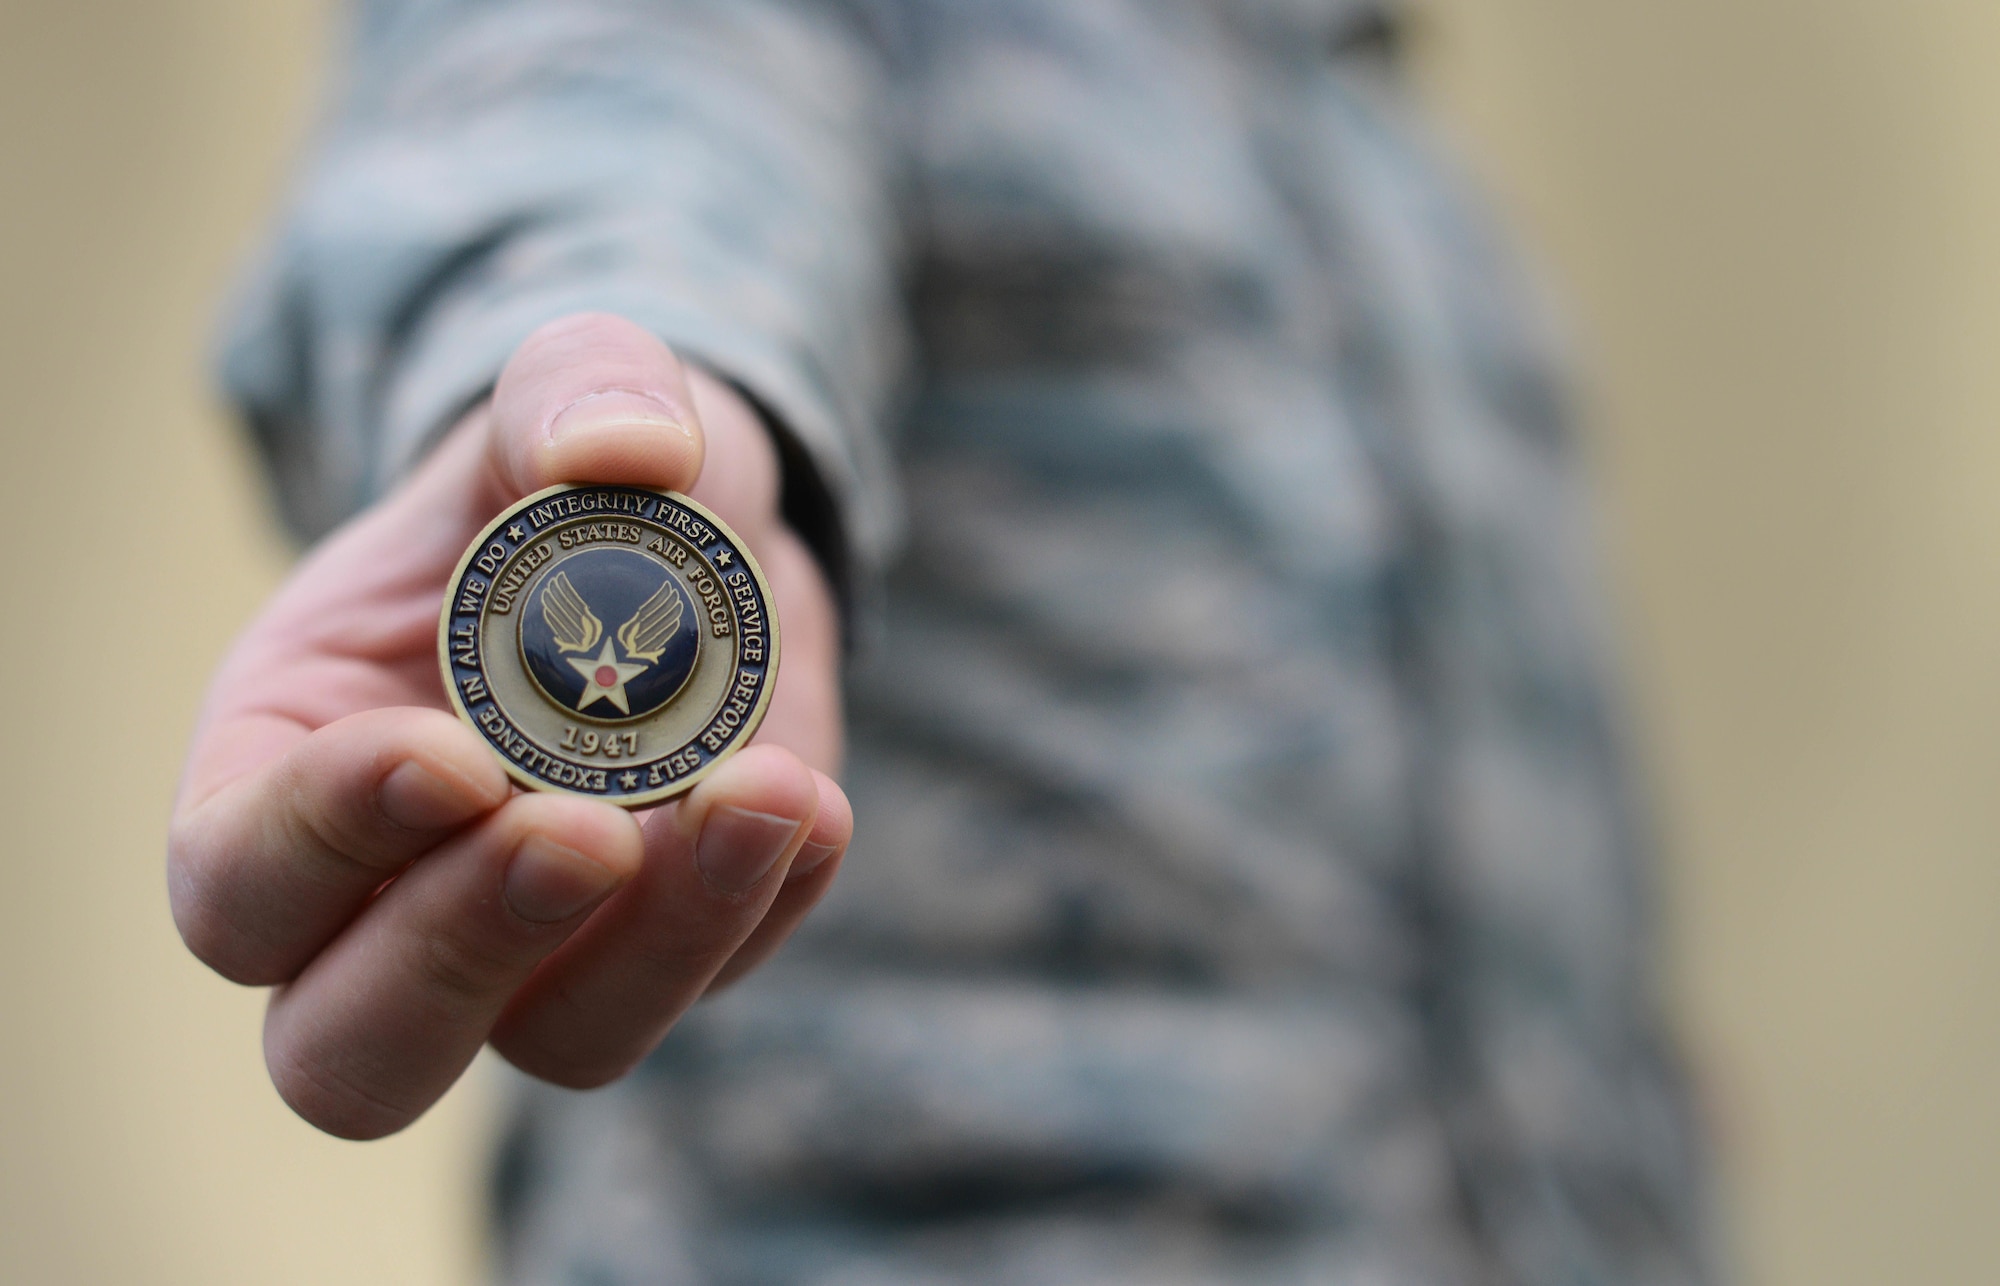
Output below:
[436,482,782,808]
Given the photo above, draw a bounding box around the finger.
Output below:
[487,745,828,1087]
[485,312,707,498]
[706,769,852,990]
[169,707,511,985]
[263,793,643,1139]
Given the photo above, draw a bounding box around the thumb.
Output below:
[279,313,709,606]
[482,312,705,498]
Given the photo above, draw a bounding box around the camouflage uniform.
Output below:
[221,1,1716,1281]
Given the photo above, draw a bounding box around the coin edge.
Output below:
[435,482,784,809]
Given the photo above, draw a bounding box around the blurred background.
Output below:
[1,1,1995,1282]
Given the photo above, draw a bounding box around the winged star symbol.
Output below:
[540,570,684,714]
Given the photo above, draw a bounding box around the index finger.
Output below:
[169,706,510,985]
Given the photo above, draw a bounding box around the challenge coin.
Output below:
[438,483,779,807]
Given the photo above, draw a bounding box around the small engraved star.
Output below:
[619,771,640,790]
[715,549,733,567]
[507,524,525,541]
[567,637,649,714]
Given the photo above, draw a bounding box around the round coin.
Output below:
[438,483,779,807]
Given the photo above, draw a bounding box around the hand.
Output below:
[169,314,851,1139]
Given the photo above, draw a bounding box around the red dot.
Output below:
[595,666,618,686]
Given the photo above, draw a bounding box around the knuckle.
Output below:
[166,828,290,986]
[173,905,274,985]
[164,813,214,912]
[283,774,404,881]
[542,1055,644,1092]
[167,894,227,972]
[414,928,521,1010]
[508,1039,649,1092]
[633,926,742,981]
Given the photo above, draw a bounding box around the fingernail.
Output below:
[504,835,624,923]
[546,388,691,444]
[378,760,489,831]
[695,806,803,894]
[786,840,841,883]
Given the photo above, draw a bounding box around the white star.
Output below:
[566,637,649,714]
[507,524,525,541]
[619,771,640,790]
[714,549,733,567]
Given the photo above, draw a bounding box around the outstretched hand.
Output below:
[169,314,850,1139]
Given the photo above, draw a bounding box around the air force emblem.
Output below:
[439,484,778,807]
[525,552,695,718]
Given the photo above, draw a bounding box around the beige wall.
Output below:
[0,2,1993,1283]
[1417,2,2000,1283]
[0,3,489,1283]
